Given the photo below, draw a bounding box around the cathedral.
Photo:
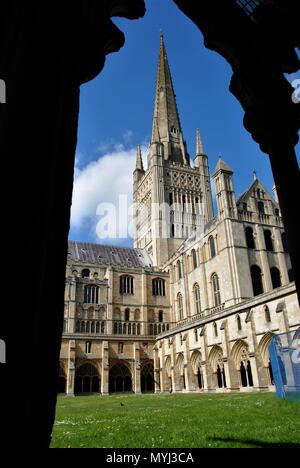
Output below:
[59,35,299,396]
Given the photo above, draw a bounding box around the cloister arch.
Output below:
[109,361,132,393]
[209,346,227,389]
[141,360,154,393]
[231,340,253,388]
[258,333,275,386]
[176,353,185,390]
[191,350,203,389]
[74,363,100,395]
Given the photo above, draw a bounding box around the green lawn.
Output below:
[51,393,300,448]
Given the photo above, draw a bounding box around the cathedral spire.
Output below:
[196,128,204,156]
[136,145,144,172]
[151,34,189,165]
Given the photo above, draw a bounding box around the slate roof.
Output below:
[68,241,152,268]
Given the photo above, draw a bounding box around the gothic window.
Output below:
[237,315,242,331]
[194,329,198,342]
[177,293,184,320]
[258,201,265,215]
[152,278,166,296]
[177,261,183,280]
[274,208,280,217]
[243,202,248,211]
[194,283,201,315]
[85,341,92,354]
[209,236,216,258]
[212,274,221,307]
[264,230,274,252]
[192,249,198,269]
[125,309,130,321]
[159,311,164,323]
[84,285,99,305]
[213,322,218,338]
[245,227,256,249]
[281,233,289,253]
[251,265,264,296]
[264,306,271,323]
[270,267,282,290]
[118,343,124,354]
[120,275,134,295]
[82,269,90,279]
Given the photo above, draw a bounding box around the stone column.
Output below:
[101,341,109,394]
[245,315,261,389]
[220,321,235,390]
[133,342,141,394]
[66,340,76,396]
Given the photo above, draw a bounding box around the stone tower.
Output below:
[133,34,214,266]
[213,159,237,219]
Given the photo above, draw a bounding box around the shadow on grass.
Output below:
[208,437,300,448]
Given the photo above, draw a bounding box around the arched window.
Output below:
[120,275,134,295]
[237,315,242,331]
[209,236,216,258]
[125,309,130,321]
[177,261,183,280]
[245,227,256,249]
[177,293,184,320]
[264,230,274,252]
[251,265,264,296]
[194,283,201,315]
[281,233,289,253]
[264,306,271,323]
[192,249,198,269]
[152,278,166,296]
[84,285,99,304]
[258,201,265,215]
[82,269,90,279]
[159,311,164,323]
[213,322,218,337]
[212,274,221,307]
[270,267,281,289]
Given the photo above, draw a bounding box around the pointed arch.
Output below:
[258,332,274,366]
[231,340,253,388]
[231,340,249,368]
[176,353,184,376]
[190,350,202,374]
[165,356,172,378]
[209,345,224,372]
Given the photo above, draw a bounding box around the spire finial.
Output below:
[136,145,144,172]
[253,170,257,181]
[196,128,204,155]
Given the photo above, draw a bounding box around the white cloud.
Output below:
[70,145,147,240]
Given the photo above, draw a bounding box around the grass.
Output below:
[51,392,300,448]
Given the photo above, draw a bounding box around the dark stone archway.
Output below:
[109,362,133,393]
[141,361,155,393]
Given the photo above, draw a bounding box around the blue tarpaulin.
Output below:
[269,329,300,402]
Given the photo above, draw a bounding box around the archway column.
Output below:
[101,341,109,395]
[66,340,76,396]
[133,343,141,394]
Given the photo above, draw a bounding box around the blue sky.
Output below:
[69,0,299,246]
